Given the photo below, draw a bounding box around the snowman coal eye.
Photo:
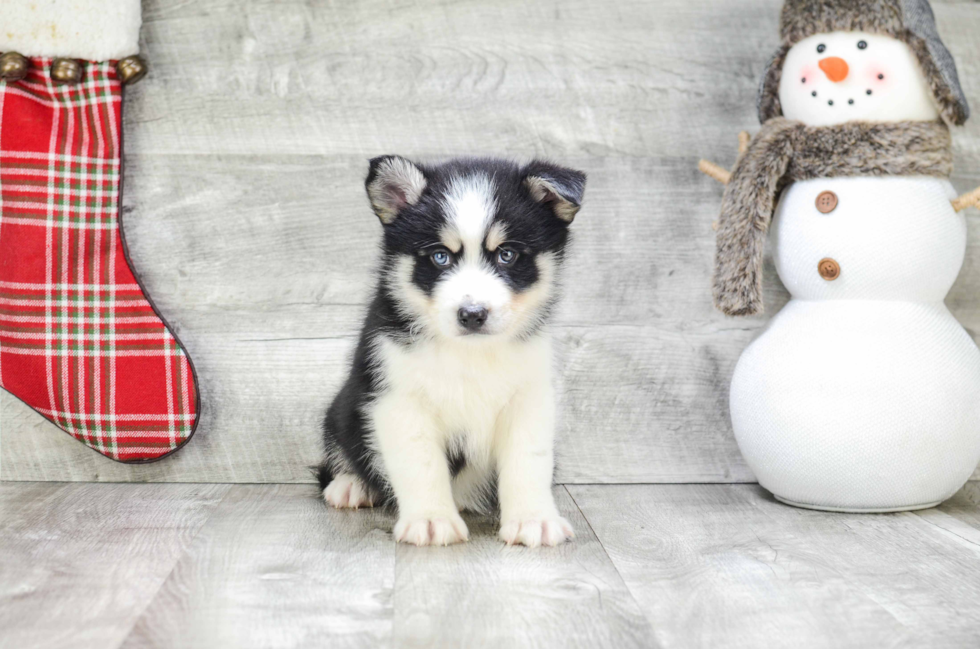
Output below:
[817,44,826,54]
[857,40,868,50]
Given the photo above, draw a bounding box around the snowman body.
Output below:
[729,31,980,511]
[731,176,980,511]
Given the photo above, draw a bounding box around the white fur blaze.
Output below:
[440,174,497,263]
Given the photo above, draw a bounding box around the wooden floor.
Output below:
[2,482,980,649]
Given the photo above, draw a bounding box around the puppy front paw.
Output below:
[394,512,469,546]
[499,513,574,548]
[323,474,375,509]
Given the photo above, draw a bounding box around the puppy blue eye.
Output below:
[817,44,826,54]
[496,248,518,266]
[857,40,868,50]
[431,250,452,268]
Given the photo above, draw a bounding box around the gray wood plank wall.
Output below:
[2,0,980,483]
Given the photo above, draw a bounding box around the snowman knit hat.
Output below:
[757,0,970,126]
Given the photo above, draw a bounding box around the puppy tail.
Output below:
[312,463,334,491]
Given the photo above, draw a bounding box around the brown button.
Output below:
[818,258,841,281]
[816,191,838,214]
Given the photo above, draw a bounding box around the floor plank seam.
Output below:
[110,484,235,649]
[563,486,664,649]
[907,510,980,552]
[563,487,641,597]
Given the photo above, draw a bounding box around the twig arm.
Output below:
[698,159,731,185]
[703,133,749,229]
[699,131,748,186]
[738,131,751,154]
[952,186,980,213]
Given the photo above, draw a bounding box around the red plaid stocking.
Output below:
[0,59,199,462]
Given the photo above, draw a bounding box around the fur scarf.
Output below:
[713,117,953,316]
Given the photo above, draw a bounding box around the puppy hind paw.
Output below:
[323,474,375,509]
[394,512,469,546]
[499,514,574,548]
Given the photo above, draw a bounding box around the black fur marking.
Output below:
[447,447,467,478]
[315,286,414,506]
[314,464,333,491]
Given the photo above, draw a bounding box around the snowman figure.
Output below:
[702,0,980,512]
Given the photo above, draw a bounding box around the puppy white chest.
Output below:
[375,334,551,438]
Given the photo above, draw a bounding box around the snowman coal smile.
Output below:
[802,54,878,109]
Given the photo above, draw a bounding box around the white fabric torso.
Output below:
[731,174,980,511]
[771,176,964,303]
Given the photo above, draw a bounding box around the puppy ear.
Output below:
[365,155,428,224]
[523,161,587,223]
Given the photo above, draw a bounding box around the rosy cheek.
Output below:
[865,64,891,89]
[798,64,819,87]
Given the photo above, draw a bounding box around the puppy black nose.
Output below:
[457,305,489,331]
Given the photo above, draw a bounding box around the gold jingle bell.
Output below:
[115,55,147,85]
[51,58,83,84]
[0,52,30,82]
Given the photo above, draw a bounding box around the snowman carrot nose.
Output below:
[819,57,849,82]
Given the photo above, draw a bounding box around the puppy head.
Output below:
[366,156,586,341]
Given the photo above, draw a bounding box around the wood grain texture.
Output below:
[3,0,980,482]
[113,485,652,649]
[0,482,229,649]
[568,483,980,649]
[118,484,396,649]
[391,487,653,648]
[7,483,980,648]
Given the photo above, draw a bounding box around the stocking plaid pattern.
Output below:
[0,58,198,462]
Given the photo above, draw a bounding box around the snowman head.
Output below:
[778,32,938,126]
[759,0,969,127]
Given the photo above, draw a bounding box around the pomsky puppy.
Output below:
[316,155,586,547]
